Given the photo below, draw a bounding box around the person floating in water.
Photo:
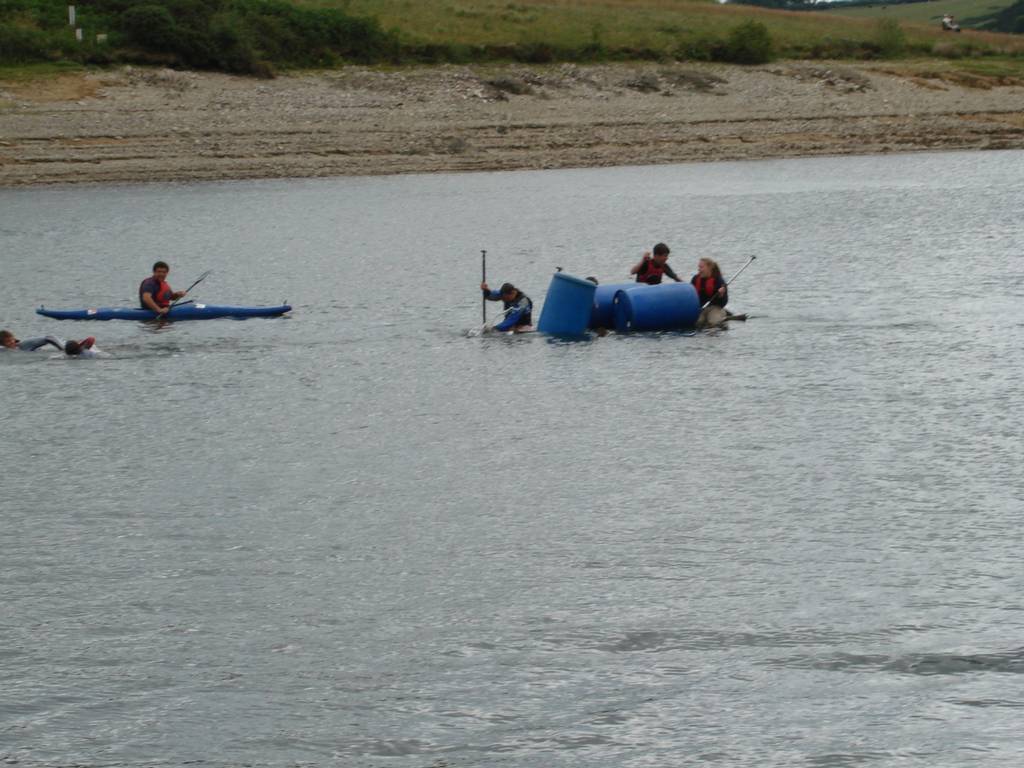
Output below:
[139,260,188,316]
[630,243,681,285]
[1,330,63,351]
[64,337,98,357]
[480,281,534,333]
[1,330,98,356]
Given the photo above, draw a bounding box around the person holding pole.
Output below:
[480,281,533,333]
[692,256,757,328]
[691,257,728,309]
[139,261,188,315]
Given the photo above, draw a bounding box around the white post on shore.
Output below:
[68,5,75,25]
[75,27,82,42]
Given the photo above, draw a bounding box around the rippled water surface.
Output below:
[2,151,1023,767]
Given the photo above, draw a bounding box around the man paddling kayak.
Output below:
[139,261,188,315]
[480,281,533,333]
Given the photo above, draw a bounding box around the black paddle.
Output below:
[700,256,756,311]
[166,270,212,313]
[481,250,487,325]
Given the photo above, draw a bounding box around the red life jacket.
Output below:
[141,278,172,308]
[636,258,666,285]
[693,275,718,303]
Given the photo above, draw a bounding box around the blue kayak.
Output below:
[36,303,292,321]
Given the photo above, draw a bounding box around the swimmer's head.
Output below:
[65,337,96,356]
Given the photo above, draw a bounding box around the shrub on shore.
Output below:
[0,0,399,73]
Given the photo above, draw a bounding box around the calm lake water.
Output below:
[2,151,1023,767]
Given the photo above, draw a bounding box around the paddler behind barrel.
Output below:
[480,281,534,333]
[630,243,681,285]
[139,261,188,316]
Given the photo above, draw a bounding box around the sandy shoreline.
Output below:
[2,61,1024,187]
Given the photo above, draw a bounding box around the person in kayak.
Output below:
[630,243,681,285]
[1,329,64,352]
[480,281,533,332]
[139,261,188,315]
[691,257,728,308]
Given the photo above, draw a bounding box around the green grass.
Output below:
[4,0,1024,74]
[0,61,84,80]
[300,0,1024,57]
[821,0,1016,28]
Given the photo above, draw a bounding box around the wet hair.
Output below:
[64,340,82,356]
[500,282,516,295]
[0,330,14,345]
[700,257,723,279]
[652,243,670,256]
[152,260,170,271]
[585,276,599,284]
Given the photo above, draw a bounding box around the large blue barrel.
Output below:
[537,273,598,335]
[613,282,701,332]
[590,282,639,329]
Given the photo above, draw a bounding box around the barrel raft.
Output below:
[612,282,701,332]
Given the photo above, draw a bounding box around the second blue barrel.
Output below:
[537,272,597,335]
[590,282,638,329]
[613,282,701,332]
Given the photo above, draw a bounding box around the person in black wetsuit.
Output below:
[630,243,681,285]
[480,282,533,332]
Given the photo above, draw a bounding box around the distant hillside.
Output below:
[819,0,1020,31]
[978,0,1024,32]
[2,0,1024,74]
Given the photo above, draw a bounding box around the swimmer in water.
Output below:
[63,337,98,357]
[1,330,98,357]
[1,330,63,351]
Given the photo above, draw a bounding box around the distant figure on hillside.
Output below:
[941,14,961,32]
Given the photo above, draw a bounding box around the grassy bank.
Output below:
[2,0,1024,75]
[326,0,1024,59]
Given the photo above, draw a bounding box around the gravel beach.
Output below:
[2,61,1024,186]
